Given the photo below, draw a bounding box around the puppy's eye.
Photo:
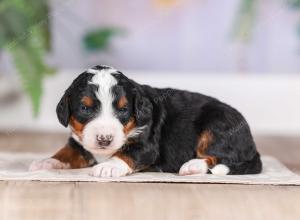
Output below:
[119,107,128,113]
[80,104,92,114]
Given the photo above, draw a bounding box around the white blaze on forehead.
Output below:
[82,67,125,155]
[88,67,118,116]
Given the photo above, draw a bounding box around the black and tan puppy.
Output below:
[30,65,262,177]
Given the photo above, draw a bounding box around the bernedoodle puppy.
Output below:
[29,65,262,177]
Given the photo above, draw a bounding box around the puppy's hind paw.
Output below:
[210,164,230,175]
[29,158,70,171]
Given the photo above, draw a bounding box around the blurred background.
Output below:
[0,0,300,138]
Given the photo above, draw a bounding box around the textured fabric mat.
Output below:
[0,152,300,185]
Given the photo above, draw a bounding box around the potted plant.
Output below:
[0,0,53,116]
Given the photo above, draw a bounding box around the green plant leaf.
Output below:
[289,0,300,9]
[231,0,257,42]
[0,0,52,117]
[83,27,124,51]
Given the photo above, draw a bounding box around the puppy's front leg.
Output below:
[29,138,97,171]
[91,143,159,177]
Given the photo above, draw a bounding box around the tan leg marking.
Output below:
[113,151,135,170]
[196,130,217,167]
[52,145,90,169]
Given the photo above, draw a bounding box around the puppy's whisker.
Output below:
[126,125,147,139]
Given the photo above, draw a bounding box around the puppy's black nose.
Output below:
[96,134,113,147]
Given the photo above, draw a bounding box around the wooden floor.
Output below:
[0,132,300,220]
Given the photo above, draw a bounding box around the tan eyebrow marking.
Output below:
[113,151,135,170]
[81,96,93,107]
[117,96,128,109]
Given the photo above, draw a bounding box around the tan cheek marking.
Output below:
[114,152,135,170]
[117,96,128,109]
[123,117,136,135]
[52,145,90,169]
[196,130,217,167]
[70,116,85,141]
[81,96,93,107]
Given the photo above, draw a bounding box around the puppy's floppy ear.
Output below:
[56,91,70,127]
[112,71,130,84]
[133,88,153,126]
[56,72,93,127]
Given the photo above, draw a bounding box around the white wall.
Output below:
[49,0,300,73]
[0,71,299,135]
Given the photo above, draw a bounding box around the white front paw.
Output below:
[29,158,70,171]
[91,157,132,178]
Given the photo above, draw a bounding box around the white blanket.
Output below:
[0,152,299,185]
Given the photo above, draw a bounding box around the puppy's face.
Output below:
[57,66,146,156]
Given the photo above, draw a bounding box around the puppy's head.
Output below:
[56,65,152,156]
